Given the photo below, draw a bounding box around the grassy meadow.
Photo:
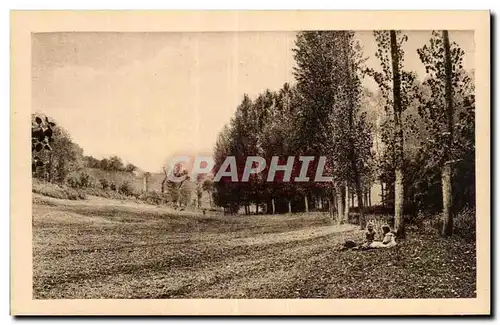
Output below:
[33,194,476,299]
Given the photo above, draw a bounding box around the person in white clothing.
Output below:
[368,224,397,249]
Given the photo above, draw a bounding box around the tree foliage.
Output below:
[32,114,56,174]
[84,155,138,173]
[212,31,374,218]
[415,31,475,214]
[32,114,84,183]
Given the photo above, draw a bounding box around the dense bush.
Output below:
[66,175,80,188]
[416,207,475,241]
[79,171,91,188]
[119,181,134,196]
[66,188,87,200]
[453,207,476,241]
[99,178,109,190]
[32,181,87,200]
[66,171,95,188]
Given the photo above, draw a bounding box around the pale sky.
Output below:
[32,31,474,173]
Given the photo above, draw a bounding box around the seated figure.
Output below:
[368,224,397,249]
[340,222,397,251]
[360,221,377,249]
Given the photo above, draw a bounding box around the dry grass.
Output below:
[32,195,476,299]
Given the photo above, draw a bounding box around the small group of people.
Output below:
[341,221,397,251]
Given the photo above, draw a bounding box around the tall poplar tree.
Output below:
[417,30,475,236]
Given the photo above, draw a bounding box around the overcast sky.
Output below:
[32,31,474,172]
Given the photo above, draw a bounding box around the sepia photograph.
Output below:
[12,10,490,315]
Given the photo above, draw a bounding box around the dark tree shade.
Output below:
[32,115,56,174]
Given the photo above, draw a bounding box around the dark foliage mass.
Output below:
[32,115,56,174]
[213,31,374,221]
[84,155,137,173]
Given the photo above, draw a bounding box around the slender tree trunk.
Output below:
[288,200,292,214]
[394,170,404,235]
[341,32,366,228]
[304,195,309,213]
[344,184,349,222]
[442,164,453,235]
[333,188,337,217]
[161,167,167,194]
[330,186,336,220]
[335,187,344,221]
[335,188,340,222]
[355,179,366,229]
[380,181,385,206]
[441,30,454,236]
[255,202,259,215]
[368,189,372,207]
[47,154,53,182]
[390,30,405,239]
[271,198,276,215]
[328,198,333,219]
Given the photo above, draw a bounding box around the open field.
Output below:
[33,195,476,299]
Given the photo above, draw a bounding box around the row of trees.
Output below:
[212,30,475,237]
[213,31,374,226]
[84,155,137,173]
[158,164,215,209]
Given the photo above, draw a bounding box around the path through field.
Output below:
[33,195,476,299]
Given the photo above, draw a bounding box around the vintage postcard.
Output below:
[11,10,490,315]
